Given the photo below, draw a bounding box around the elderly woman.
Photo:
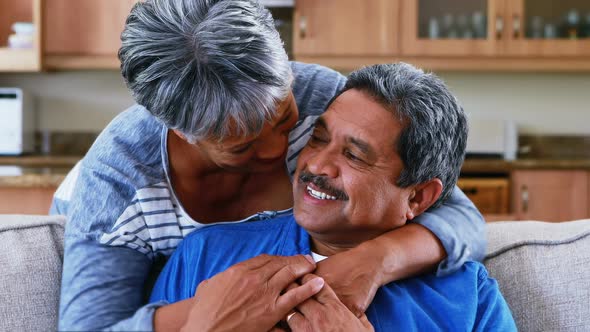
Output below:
[52,0,485,331]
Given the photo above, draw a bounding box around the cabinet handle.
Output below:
[513,14,521,39]
[521,185,529,213]
[299,16,308,39]
[495,15,504,39]
[463,188,479,195]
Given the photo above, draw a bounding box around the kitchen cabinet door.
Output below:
[293,0,399,56]
[512,170,589,222]
[0,187,56,215]
[506,0,590,57]
[401,0,504,56]
[43,0,137,68]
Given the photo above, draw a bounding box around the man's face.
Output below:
[293,89,416,246]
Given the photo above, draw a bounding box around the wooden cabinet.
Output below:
[400,0,504,56]
[506,0,590,57]
[0,0,41,72]
[511,170,589,222]
[294,0,399,57]
[43,0,137,69]
[402,0,590,57]
[294,0,590,71]
[458,178,510,215]
[0,187,56,215]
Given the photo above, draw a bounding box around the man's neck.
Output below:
[309,236,358,257]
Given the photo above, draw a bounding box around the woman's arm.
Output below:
[60,238,163,331]
[314,186,485,315]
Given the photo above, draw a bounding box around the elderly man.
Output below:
[149,63,516,331]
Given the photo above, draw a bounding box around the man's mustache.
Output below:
[298,171,349,201]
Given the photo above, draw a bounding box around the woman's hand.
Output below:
[180,254,325,332]
[313,241,384,317]
[286,274,374,332]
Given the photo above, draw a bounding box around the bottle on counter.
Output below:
[457,14,474,39]
[544,23,557,39]
[583,13,590,38]
[472,11,486,39]
[560,9,580,39]
[442,14,458,39]
[529,16,543,39]
[428,17,440,39]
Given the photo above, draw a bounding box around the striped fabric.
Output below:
[97,116,317,259]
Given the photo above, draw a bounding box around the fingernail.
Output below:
[304,254,315,264]
[309,277,324,290]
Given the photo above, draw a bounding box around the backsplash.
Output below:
[519,135,590,159]
[0,71,589,136]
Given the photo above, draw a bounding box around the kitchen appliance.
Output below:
[466,118,518,160]
[0,88,35,155]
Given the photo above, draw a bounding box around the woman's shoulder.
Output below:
[290,62,346,117]
[82,105,165,182]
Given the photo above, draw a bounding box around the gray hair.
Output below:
[119,0,292,142]
[341,63,467,207]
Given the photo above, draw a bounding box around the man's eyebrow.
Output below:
[348,137,374,156]
[314,117,327,130]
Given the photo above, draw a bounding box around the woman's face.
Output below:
[198,92,299,173]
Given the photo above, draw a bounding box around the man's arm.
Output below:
[314,186,485,315]
[473,267,517,331]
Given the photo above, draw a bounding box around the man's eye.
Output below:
[309,134,327,144]
[345,150,364,163]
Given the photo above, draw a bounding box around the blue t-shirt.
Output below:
[53,62,486,331]
[150,214,516,331]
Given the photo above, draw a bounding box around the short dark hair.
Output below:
[340,63,468,207]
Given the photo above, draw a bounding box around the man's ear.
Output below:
[406,178,443,220]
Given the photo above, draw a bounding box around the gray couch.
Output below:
[1,215,589,332]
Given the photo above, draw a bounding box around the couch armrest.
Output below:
[0,215,65,332]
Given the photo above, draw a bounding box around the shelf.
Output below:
[294,55,590,72]
[261,0,294,7]
[44,55,120,70]
[0,47,41,72]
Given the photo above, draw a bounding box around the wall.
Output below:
[0,70,589,135]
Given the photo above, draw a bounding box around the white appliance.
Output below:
[466,118,518,160]
[0,88,35,155]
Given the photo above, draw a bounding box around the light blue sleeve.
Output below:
[57,165,162,331]
[474,268,518,332]
[59,238,166,331]
[411,185,486,276]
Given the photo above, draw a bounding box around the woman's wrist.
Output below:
[358,223,446,286]
[355,235,397,287]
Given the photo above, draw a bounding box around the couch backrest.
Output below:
[0,215,588,332]
[0,215,65,332]
[484,219,590,332]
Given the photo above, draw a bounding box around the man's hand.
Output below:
[181,254,325,332]
[313,242,384,317]
[287,274,374,332]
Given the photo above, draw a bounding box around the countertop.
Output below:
[2,156,590,188]
[0,156,78,188]
[461,158,590,173]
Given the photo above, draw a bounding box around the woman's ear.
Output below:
[406,178,443,220]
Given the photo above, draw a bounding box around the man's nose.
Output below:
[306,148,338,178]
